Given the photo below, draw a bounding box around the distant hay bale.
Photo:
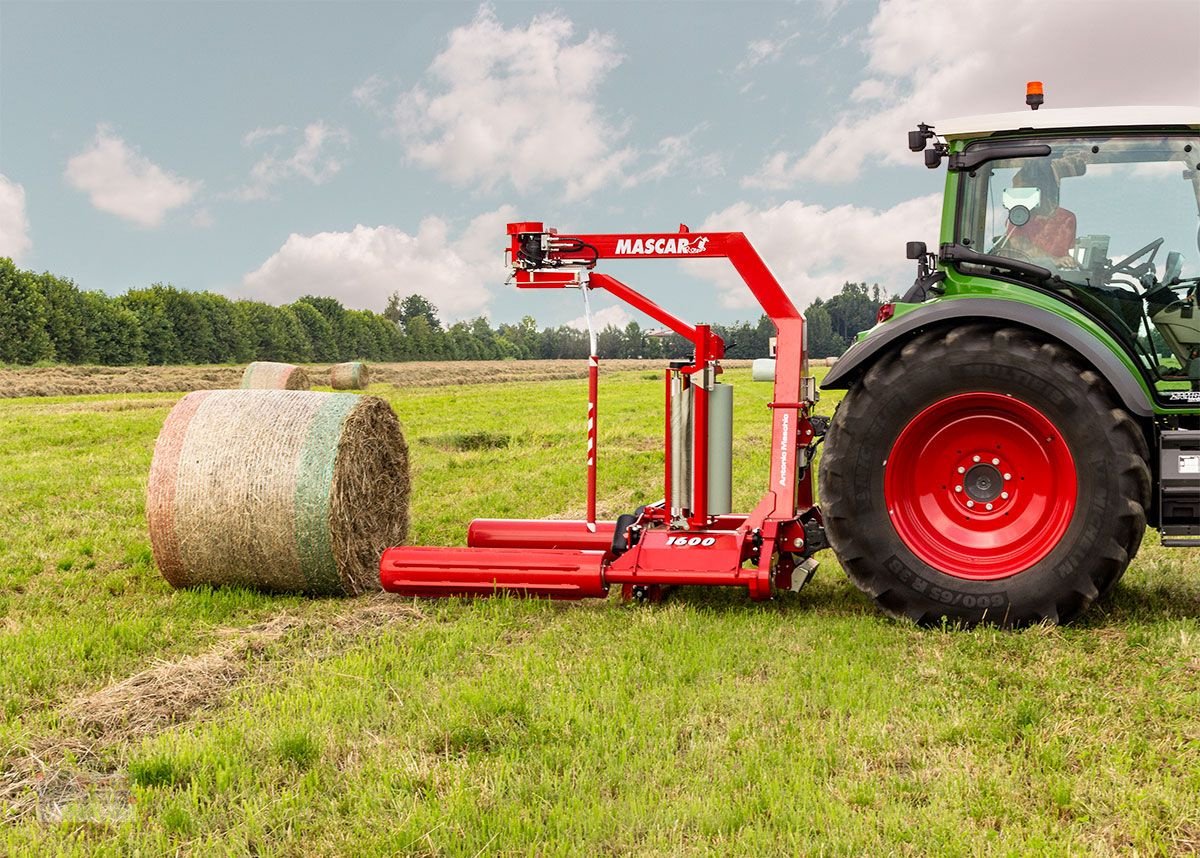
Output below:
[240,362,310,390]
[146,390,409,596]
[824,356,840,367]
[330,362,369,390]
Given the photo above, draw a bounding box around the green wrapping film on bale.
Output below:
[330,361,369,390]
[240,361,310,390]
[146,390,409,596]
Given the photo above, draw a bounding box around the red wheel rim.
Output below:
[883,392,1077,580]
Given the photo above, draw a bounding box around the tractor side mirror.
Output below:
[906,241,927,260]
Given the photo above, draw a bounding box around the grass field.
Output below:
[2,362,1199,856]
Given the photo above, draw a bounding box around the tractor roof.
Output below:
[936,107,1200,140]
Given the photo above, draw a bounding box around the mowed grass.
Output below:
[1,365,1199,856]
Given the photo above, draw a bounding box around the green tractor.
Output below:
[820,89,1200,626]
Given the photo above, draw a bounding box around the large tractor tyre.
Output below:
[819,324,1150,627]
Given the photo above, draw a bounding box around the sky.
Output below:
[1,0,1199,331]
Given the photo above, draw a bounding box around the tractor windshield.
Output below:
[956,134,1200,398]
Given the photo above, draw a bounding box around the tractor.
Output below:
[821,86,1200,625]
[381,86,1200,626]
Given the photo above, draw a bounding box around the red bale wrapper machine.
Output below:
[380,222,829,603]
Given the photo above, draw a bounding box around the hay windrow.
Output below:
[0,360,750,398]
[1,601,424,823]
[330,361,369,390]
[67,615,302,742]
[146,390,409,596]
[240,361,310,390]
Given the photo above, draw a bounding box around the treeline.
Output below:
[0,257,885,366]
[805,282,891,358]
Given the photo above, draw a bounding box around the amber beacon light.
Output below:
[1026,80,1044,110]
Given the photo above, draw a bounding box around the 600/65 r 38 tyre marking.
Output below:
[884,392,1077,580]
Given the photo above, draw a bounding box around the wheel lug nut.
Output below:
[973,455,980,463]
[957,466,965,474]
[954,486,962,493]
[991,458,1000,465]
[1001,491,1009,499]
[1004,473,1011,480]
[966,500,975,508]
[985,503,993,510]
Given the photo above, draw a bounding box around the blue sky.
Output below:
[2,0,1198,329]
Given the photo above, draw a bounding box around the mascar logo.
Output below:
[615,236,711,255]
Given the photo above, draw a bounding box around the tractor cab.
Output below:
[920,106,1200,402]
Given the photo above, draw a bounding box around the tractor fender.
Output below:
[819,297,1153,417]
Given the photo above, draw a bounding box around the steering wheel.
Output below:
[998,242,1079,271]
[997,244,1039,265]
[1112,237,1164,276]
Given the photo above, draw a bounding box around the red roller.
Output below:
[380,546,608,599]
[467,519,616,551]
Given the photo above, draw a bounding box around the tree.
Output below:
[404,315,443,360]
[197,292,252,363]
[596,324,624,358]
[336,310,382,360]
[0,258,53,364]
[621,321,645,358]
[804,299,845,359]
[121,288,182,364]
[81,291,146,365]
[34,272,89,363]
[372,314,405,360]
[145,284,217,364]
[235,301,312,362]
[291,301,340,362]
[825,281,883,342]
[296,295,348,356]
[446,321,483,360]
[386,293,442,334]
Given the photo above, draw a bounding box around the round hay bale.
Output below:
[240,362,310,390]
[330,361,370,390]
[824,356,840,367]
[147,390,409,596]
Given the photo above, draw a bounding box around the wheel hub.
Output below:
[960,460,1005,507]
[884,392,1077,580]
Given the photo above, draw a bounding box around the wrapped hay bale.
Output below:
[240,361,310,390]
[330,361,370,390]
[147,390,409,595]
[824,356,840,367]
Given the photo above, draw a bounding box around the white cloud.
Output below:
[64,125,200,227]
[624,127,723,187]
[849,78,894,102]
[235,122,351,201]
[241,205,515,319]
[242,125,290,146]
[690,194,942,309]
[351,74,389,112]
[383,6,684,199]
[0,175,32,261]
[565,304,632,332]
[736,29,803,73]
[744,0,1200,187]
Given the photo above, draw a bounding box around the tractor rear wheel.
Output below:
[819,325,1150,626]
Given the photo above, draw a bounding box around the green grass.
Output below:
[2,368,1199,855]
